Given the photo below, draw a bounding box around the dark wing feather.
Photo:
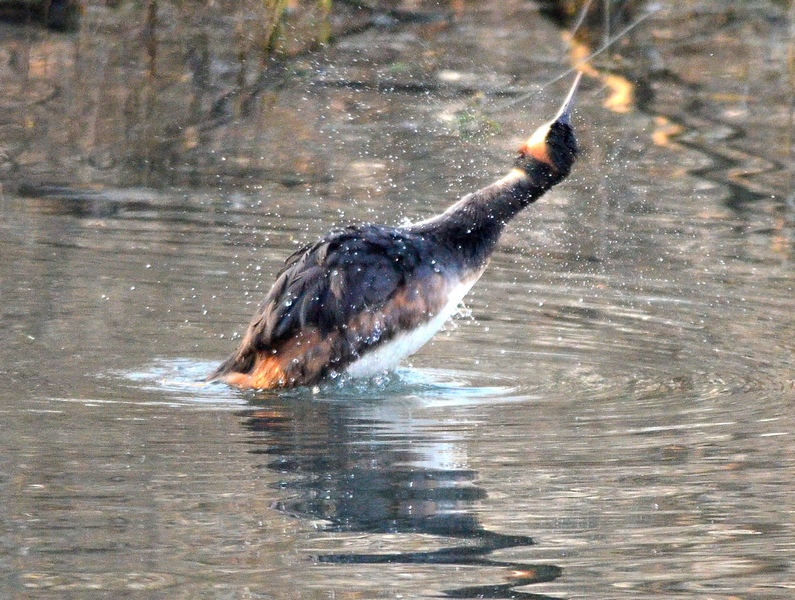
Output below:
[206,223,457,385]
[249,224,425,348]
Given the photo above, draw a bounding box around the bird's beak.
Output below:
[552,72,582,127]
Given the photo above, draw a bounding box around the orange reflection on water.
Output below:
[567,34,635,114]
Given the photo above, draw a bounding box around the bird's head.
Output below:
[516,73,581,183]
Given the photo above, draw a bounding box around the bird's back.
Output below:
[207,224,475,388]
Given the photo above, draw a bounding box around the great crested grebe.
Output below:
[208,73,582,389]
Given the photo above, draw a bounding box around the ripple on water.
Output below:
[122,359,534,409]
[122,359,246,408]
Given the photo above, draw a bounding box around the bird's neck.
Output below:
[409,157,561,269]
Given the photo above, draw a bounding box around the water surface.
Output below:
[1,0,793,598]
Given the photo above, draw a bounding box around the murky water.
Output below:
[1,0,793,598]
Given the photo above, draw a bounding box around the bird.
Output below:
[208,73,582,390]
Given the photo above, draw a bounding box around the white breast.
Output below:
[345,279,477,379]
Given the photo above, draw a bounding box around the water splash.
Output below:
[122,359,532,409]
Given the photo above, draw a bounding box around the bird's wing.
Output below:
[207,224,444,386]
[247,224,427,349]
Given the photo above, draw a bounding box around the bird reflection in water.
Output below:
[239,393,563,599]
